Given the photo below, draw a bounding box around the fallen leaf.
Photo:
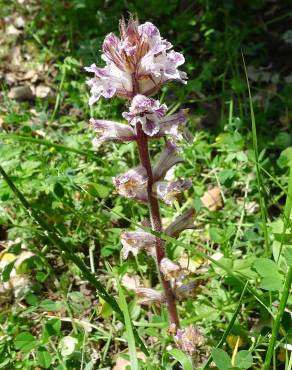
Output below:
[6,24,22,36]
[201,186,223,211]
[113,352,146,370]
[14,16,25,29]
[8,85,34,101]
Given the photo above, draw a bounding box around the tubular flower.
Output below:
[165,209,196,237]
[120,231,157,259]
[123,95,189,138]
[135,287,166,305]
[160,258,183,281]
[85,18,187,105]
[90,118,137,145]
[174,326,204,355]
[122,94,167,136]
[154,179,192,204]
[112,167,148,202]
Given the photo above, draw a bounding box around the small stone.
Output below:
[35,85,51,98]
[8,85,34,101]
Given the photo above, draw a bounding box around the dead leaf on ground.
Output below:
[8,85,34,101]
[113,352,146,370]
[200,186,223,211]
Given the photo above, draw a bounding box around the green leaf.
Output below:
[53,182,65,198]
[45,318,61,336]
[94,183,109,198]
[254,258,279,277]
[235,350,253,369]
[39,299,63,311]
[168,349,193,370]
[260,275,284,291]
[212,348,231,370]
[37,347,52,368]
[14,332,38,352]
[2,261,15,282]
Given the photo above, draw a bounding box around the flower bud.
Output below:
[165,209,196,237]
[152,141,183,181]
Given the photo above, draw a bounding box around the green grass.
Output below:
[0,0,291,368]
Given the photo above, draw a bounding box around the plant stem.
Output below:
[136,124,179,327]
[131,73,179,327]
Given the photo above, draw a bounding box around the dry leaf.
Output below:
[22,70,38,82]
[121,273,141,290]
[113,352,146,370]
[178,254,201,273]
[6,24,22,36]
[14,16,25,29]
[8,85,34,101]
[201,186,223,211]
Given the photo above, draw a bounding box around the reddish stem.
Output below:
[135,124,179,327]
[131,73,179,327]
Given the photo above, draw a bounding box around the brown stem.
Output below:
[136,123,179,328]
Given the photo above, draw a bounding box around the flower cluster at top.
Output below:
[85,18,186,105]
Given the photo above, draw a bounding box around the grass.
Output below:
[0,0,291,369]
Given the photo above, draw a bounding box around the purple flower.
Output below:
[160,258,183,281]
[135,287,166,305]
[112,167,148,202]
[154,179,192,204]
[121,231,157,259]
[123,94,167,136]
[164,209,196,237]
[123,95,190,139]
[174,326,204,355]
[90,118,137,145]
[85,18,187,105]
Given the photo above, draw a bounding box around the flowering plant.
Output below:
[86,17,202,355]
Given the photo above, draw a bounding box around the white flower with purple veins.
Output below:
[90,118,136,145]
[123,94,167,136]
[121,231,157,259]
[85,18,187,105]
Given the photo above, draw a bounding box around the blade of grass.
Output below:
[0,133,99,159]
[113,266,139,370]
[277,163,292,262]
[263,165,292,370]
[0,164,148,356]
[202,282,248,369]
[167,349,193,370]
[242,52,270,255]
